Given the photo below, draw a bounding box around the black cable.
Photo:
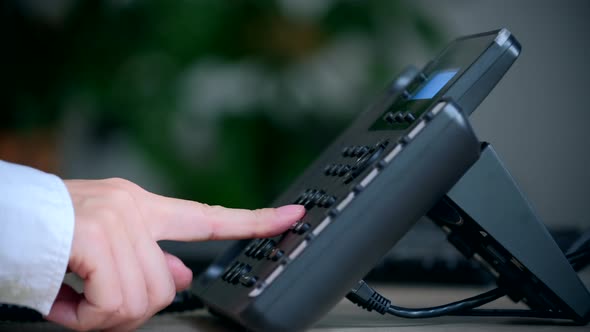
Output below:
[386,287,505,318]
[346,280,506,318]
[348,230,590,321]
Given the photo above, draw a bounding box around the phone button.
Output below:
[239,275,258,287]
[404,112,416,123]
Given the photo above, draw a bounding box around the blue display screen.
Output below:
[411,69,459,100]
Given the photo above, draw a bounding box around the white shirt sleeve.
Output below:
[0,160,74,315]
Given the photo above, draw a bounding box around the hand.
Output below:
[45,178,305,331]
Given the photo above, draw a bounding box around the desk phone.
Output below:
[192,29,590,331]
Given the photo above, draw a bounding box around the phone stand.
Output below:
[427,143,590,323]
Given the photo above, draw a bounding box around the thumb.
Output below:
[163,252,193,291]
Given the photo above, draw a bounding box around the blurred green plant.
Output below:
[0,0,446,207]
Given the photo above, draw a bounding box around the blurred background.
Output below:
[1,0,450,206]
[1,0,588,284]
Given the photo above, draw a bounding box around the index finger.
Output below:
[142,194,305,242]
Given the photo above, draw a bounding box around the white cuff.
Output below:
[0,161,74,315]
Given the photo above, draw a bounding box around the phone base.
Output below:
[428,143,590,323]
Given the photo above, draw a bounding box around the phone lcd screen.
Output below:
[411,69,459,100]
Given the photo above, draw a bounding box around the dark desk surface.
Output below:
[2,282,589,332]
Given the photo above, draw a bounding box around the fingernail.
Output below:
[276,205,305,218]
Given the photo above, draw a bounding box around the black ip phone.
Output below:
[2,29,589,331]
[190,28,590,331]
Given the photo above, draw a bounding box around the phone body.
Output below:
[192,29,521,332]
